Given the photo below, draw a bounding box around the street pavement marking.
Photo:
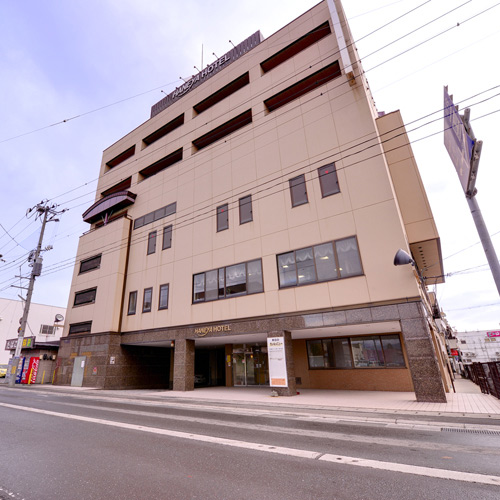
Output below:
[2,402,500,487]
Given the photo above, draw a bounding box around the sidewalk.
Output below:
[5,377,500,418]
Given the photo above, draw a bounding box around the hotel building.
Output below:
[55,0,451,402]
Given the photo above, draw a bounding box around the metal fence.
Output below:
[470,362,500,399]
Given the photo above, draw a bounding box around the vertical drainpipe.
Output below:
[118,217,133,334]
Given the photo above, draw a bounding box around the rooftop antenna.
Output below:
[229,40,235,48]
[212,52,219,59]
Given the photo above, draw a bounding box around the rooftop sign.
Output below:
[151,31,263,118]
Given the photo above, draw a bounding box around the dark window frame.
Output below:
[318,162,340,197]
[101,177,132,198]
[260,22,332,73]
[143,113,184,147]
[68,321,92,335]
[306,334,406,370]
[289,174,308,207]
[217,204,229,232]
[139,148,183,180]
[134,202,176,230]
[239,195,253,224]
[277,237,363,289]
[142,287,153,313]
[264,61,341,113]
[193,259,264,304]
[162,225,172,250]
[106,145,135,169]
[127,291,138,315]
[194,73,250,114]
[192,109,252,151]
[158,284,169,310]
[73,287,97,307]
[79,254,102,274]
[147,230,157,255]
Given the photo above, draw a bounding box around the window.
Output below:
[336,237,363,278]
[143,288,153,313]
[307,339,352,369]
[147,231,157,255]
[351,336,385,368]
[461,340,467,344]
[39,325,55,335]
[74,288,97,306]
[162,225,172,250]
[79,254,101,274]
[106,145,135,169]
[143,113,184,147]
[307,335,405,369]
[139,148,183,180]
[192,109,252,151]
[239,195,253,224]
[128,291,138,315]
[289,174,308,207]
[158,284,169,310]
[264,61,341,113]
[68,321,92,335]
[318,163,340,197]
[194,73,250,114]
[260,22,332,73]
[134,202,176,230]
[225,263,246,297]
[217,204,229,232]
[277,237,363,288]
[101,177,132,198]
[193,259,263,303]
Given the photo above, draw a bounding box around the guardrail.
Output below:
[470,362,500,399]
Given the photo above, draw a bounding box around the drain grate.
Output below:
[441,427,500,435]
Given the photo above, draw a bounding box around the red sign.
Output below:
[486,331,500,338]
[21,358,39,384]
[450,349,459,356]
[29,358,39,384]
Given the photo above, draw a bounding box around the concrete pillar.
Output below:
[173,339,195,391]
[400,303,447,403]
[267,330,296,397]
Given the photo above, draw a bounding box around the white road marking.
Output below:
[2,402,500,486]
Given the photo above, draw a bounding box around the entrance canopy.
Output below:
[121,321,401,348]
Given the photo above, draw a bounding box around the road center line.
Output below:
[2,402,499,486]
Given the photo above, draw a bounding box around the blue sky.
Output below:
[0,0,499,332]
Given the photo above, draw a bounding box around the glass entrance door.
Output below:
[233,347,269,386]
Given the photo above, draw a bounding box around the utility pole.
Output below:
[7,202,64,387]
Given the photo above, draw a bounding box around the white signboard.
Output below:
[267,337,288,387]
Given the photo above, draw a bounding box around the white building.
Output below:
[0,297,66,365]
[456,330,500,365]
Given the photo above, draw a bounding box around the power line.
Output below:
[3,78,498,283]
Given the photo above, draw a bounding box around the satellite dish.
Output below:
[55,314,64,322]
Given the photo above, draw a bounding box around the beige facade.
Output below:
[55,1,449,402]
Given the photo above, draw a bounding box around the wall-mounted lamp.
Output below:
[393,249,415,267]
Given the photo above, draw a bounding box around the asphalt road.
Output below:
[1,386,499,500]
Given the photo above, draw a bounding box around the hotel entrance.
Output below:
[232,345,269,386]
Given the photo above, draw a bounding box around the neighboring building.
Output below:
[0,297,65,383]
[55,0,450,402]
[456,330,500,365]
